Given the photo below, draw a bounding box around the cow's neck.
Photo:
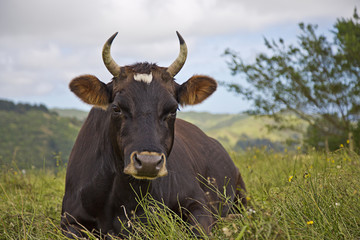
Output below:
[112,173,152,212]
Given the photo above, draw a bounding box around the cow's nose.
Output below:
[133,152,164,171]
[124,151,168,179]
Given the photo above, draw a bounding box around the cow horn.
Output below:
[102,32,122,77]
[167,31,188,77]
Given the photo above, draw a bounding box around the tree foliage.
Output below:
[224,8,360,151]
[0,99,49,113]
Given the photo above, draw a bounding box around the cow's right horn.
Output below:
[102,32,122,77]
[167,31,188,77]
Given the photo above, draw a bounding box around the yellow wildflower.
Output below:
[347,139,350,144]
[340,144,344,148]
[288,176,293,182]
[307,220,314,225]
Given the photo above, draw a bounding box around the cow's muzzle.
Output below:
[124,151,168,180]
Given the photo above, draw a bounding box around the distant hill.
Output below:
[52,108,89,121]
[0,99,305,170]
[54,108,304,151]
[177,111,304,150]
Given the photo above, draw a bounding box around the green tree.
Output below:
[224,8,360,152]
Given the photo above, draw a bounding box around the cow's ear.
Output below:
[177,75,217,106]
[69,75,111,108]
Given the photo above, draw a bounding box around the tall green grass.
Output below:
[0,168,65,239]
[1,148,359,239]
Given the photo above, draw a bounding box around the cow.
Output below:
[61,32,246,238]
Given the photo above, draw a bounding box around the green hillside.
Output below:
[0,100,82,169]
[52,108,89,120]
[0,98,305,170]
[178,111,304,150]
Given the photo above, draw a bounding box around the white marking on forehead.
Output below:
[134,72,153,84]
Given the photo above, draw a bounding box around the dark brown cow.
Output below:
[61,32,246,238]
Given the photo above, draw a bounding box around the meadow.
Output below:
[1,147,359,239]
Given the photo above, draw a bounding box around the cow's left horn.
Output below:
[167,31,188,77]
[102,32,122,77]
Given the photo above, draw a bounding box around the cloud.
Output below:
[2,0,355,41]
[0,0,358,112]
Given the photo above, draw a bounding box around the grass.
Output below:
[0,168,65,239]
[224,147,360,239]
[0,148,359,239]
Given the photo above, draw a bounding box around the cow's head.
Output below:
[69,32,216,180]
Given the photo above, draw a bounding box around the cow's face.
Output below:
[69,32,216,180]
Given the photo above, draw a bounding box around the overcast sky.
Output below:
[0,0,358,113]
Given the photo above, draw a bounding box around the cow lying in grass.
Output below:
[61,32,246,238]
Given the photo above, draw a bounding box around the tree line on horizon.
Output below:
[0,99,50,113]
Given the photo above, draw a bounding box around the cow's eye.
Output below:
[169,110,177,117]
[112,105,122,114]
[166,109,177,120]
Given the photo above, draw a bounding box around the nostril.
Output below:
[133,154,142,169]
[156,156,164,167]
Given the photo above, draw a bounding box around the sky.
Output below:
[0,0,358,114]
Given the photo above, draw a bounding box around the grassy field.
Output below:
[1,147,359,239]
